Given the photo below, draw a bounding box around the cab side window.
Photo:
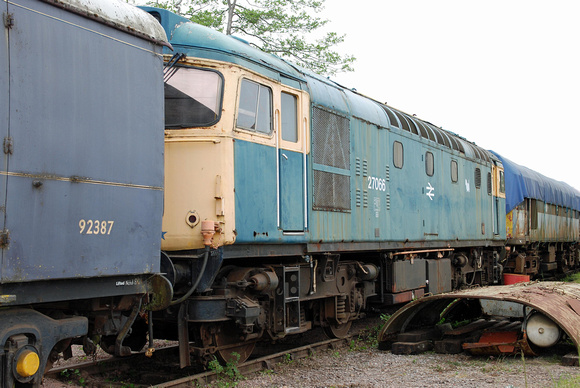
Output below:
[281,92,298,142]
[237,79,272,134]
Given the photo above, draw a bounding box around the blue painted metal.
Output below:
[492,152,580,212]
[343,89,390,128]
[139,7,305,86]
[279,149,305,231]
[146,6,507,251]
[2,0,164,284]
[234,140,308,244]
[1,0,8,245]
[305,76,349,115]
[233,140,278,243]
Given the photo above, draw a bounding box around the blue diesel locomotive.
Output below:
[2,1,579,385]
[141,7,579,365]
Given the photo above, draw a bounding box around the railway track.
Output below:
[44,315,383,387]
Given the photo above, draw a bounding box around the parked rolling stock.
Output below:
[1,1,579,386]
[141,6,580,366]
[0,0,168,386]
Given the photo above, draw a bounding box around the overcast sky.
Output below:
[136,0,580,190]
[322,0,580,190]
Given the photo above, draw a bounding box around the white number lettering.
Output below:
[367,176,386,192]
[79,219,115,235]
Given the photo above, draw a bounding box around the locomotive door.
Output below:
[491,163,503,235]
[277,90,307,232]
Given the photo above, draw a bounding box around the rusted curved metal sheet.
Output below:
[378,281,580,349]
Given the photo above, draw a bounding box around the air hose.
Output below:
[169,245,210,306]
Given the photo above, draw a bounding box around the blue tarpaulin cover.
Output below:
[492,152,580,213]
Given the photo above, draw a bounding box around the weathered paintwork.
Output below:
[146,7,507,255]
[378,281,580,350]
[507,201,580,244]
[1,0,9,248]
[41,0,168,45]
[2,0,164,286]
[160,56,310,250]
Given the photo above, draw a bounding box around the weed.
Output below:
[207,352,245,387]
[59,368,86,387]
[356,313,392,349]
[554,375,580,387]
[283,353,293,364]
[562,272,580,283]
[349,339,356,351]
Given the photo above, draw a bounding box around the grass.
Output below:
[563,272,580,283]
[350,313,392,350]
[554,375,580,387]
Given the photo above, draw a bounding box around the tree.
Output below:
[148,0,355,76]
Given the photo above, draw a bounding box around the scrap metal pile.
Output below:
[378,282,580,365]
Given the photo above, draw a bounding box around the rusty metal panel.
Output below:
[384,288,424,305]
[426,259,452,294]
[379,282,580,350]
[385,259,426,293]
[511,206,527,241]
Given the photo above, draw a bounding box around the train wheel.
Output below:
[323,321,352,339]
[211,322,256,364]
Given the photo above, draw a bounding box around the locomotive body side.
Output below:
[152,7,507,254]
[304,74,507,250]
[1,0,167,385]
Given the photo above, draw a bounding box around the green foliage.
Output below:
[146,0,355,76]
[555,375,580,388]
[563,272,580,283]
[59,368,87,386]
[283,352,293,364]
[207,352,244,387]
[347,313,392,351]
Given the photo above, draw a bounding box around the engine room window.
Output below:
[237,78,272,134]
[164,66,223,128]
[425,152,434,176]
[451,160,458,183]
[475,168,481,189]
[393,141,404,169]
[281,92,298,142]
